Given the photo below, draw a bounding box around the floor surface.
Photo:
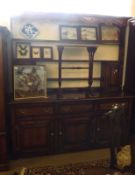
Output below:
[0,148,110,175]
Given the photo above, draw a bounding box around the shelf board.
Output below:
[48,77,101,81]
[13,59,58,64]
[61,66,89,69]
[13,58,118,63]
[57,43,98,47]
[60,60,89,62]
[13,38,120,46]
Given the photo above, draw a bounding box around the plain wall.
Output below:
[131,0,135,16]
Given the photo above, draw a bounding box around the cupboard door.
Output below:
[101,62,121,93]
[94,103,130,148]
[13,119,54,157]
[94,112,111,147]
[58,114,92,152]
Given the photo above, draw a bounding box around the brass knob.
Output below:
[59,131,63,136]
[112,104,119,109]
[113,69,118,74]
[50,132,54,136]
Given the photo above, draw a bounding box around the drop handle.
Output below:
[20,111,25,114]
[113,69,118,74]
[50,132,54,136]
[59,131,63,136]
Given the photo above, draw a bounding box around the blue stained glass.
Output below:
[21,23,39,39]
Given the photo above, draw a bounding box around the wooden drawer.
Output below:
[15,105,54,117]
[99,101,128,111]
[59,103,94,114]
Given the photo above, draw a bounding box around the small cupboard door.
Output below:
[101,62,121,93]
[14,119,54,157]
[94,112,111,147]
[57,114,93,153]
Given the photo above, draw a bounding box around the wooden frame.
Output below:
[31,46,41,59]
[80,26,98,41]
[42,47,53,60]
[13,65,47,100]
[59,25,78,41]
[16,42,31,59]
[100,25,120,43]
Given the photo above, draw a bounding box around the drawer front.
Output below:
[99,101,129,111]
[15,105,54,117]
[59,103,94,114]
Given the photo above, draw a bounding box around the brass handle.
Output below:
[20,110,25,114]
[112,104,119,109]
[50,132,54,136]
[59,131,63,136]
[97,128,100,131]
[113,69,118,74]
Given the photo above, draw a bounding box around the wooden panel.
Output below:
[99,101,128,111]
[110,64,120,86]
[101,62,121,93]
[59,103,94,114]
[14,119,54,156]
[15,105,54,117]
[58,114,92,152]
[94,112,111,147]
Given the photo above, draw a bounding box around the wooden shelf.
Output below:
[48,77,101,81]
[61,66,89,69]
[13,59,119,64]
[12,38,120,46]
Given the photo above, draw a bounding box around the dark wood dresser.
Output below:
[10,94,134,158]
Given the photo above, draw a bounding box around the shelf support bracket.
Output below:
[87,46,97,97]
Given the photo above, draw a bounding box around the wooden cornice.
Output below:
[11,12,129,27]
